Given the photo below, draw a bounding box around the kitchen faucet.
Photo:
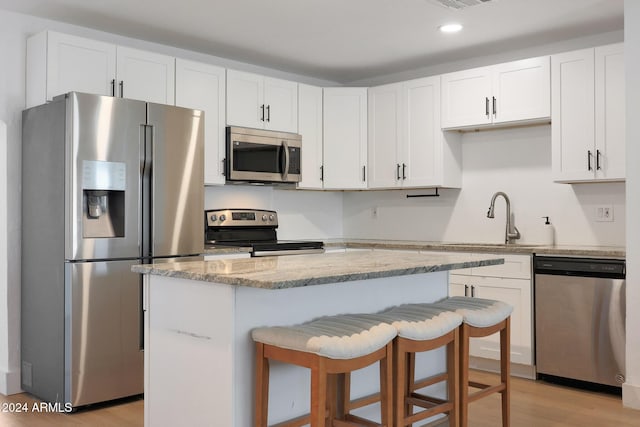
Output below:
[487,191,521,244]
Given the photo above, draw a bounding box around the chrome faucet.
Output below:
[487,191,521,244]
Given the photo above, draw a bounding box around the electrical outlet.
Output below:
[595,205,614,222]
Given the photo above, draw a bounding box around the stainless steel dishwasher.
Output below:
[534,256,626,389]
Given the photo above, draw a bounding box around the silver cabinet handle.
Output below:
[464,284,469,297]
[493,96,497,117]
[110,79,116,97]
[260,104,265,122]
[596,149,602,170]
[471,285,476,297]
[362,165,366,182]
[119,81,124,98]
[587,150,593,171]
[485,97,490,117]
[397,164,401,180]
[266,105,271,122]
[402,163,406,180]
[320,165,324,181]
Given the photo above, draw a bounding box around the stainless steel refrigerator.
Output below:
[21,92,204,407]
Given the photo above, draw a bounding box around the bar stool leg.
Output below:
[459,323,470,427]
[380,342,394,427]
[448,328,460,427]
[255,343,269,427]
[310,361,327,427]
[501,318,511,427]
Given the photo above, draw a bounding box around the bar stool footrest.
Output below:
[468,383,507,404]
[412,372,449,391]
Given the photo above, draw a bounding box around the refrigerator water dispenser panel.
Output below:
[82,160,126,238]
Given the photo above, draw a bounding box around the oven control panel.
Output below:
[205,209,278,227]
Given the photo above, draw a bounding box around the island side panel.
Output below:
[233,271,449,426]
[144,275,235,427]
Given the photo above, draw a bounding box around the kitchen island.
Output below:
[133,251,504,427]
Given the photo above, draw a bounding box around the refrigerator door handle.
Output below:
[141,124,153,259]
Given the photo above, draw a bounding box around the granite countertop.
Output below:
[132,251,504,289]
[324,239,625,258]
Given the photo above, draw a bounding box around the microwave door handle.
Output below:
[281,141,290,180]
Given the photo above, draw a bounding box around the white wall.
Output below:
[344,125,626,246]
[204,186,343,240]
[623,0,640,410]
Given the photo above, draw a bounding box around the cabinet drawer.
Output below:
[471,254,531,279]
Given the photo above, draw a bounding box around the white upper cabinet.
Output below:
[297,84,324,189]
[552,43,625,183]
[175,59,226,185]
[323,88,368,190]
[441,56,550,130]
[226,70,298,133]
[27,31,116,107]
[368,76,461,189]
[26,31,175,108]
[368,83,402,188]
[115,47,175,104]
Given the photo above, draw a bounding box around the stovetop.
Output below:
[204,208,324,256]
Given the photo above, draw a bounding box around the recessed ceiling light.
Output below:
[439,23,463,33]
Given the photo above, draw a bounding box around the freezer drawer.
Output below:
[66,259,143,406]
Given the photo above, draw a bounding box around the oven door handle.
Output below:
[280,140,290,180]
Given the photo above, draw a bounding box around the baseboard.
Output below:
[0,369,23,395]
[469,356,536,380]
[623,381,640,409]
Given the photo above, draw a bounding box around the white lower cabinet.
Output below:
[448,253,534,369]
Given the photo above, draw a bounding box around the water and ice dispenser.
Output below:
[81,160,126,238]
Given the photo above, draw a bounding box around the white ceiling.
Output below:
[0,0,624,83]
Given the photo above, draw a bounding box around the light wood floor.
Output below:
[0,371,638,426]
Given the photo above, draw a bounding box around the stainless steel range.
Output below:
[205,209,324,256]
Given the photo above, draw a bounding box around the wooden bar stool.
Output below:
[378,304,463,427]
[433,296,513,427]
[252,313,397,427]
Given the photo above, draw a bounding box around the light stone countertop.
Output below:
[132,251,504,289]
[323,239,625,258]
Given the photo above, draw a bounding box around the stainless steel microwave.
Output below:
[225,126,302,184]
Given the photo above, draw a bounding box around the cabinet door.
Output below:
[595,44,625,181]
[368,83,402,189]
[116,46,175,104]
[472,276,532,365]
[551,49,596,182]
[175,59,226,185]
[31,31,116,106]
[492,56,550,124]
[297,84,324,189]
[441,66,492,129]
[264,77,298,133]
[402,76,442,187]
[449,274,471,297]
[323,88,368,190]
[226,70,265,129]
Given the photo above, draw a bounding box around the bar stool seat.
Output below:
[378,304,463,427]
[433,296,513,427]
[252,313,397,427]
